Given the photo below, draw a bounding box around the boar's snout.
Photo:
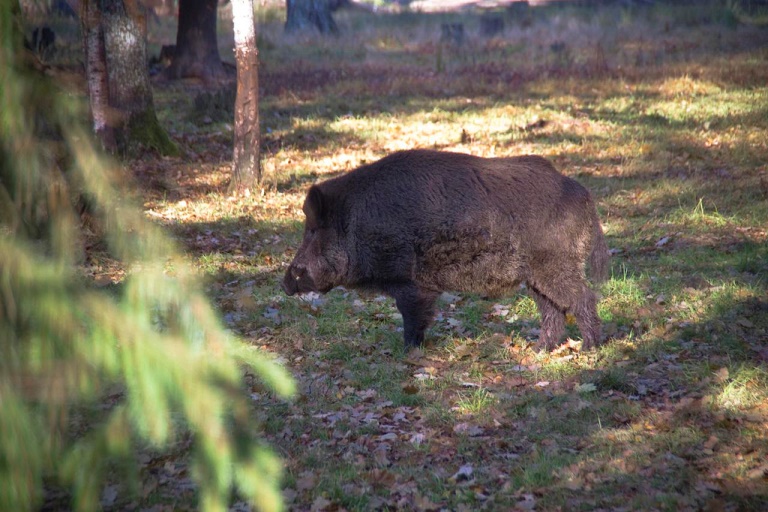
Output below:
[282,263,316,296]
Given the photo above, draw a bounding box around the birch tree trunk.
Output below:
[229,0,260,192]
[81,0,117,152]
[101,0,176,155]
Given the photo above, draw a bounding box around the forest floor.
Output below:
[39,1,768,510]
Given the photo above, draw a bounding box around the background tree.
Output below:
[167,0,228,82]
[81,0,177,154]
[82,0,117,152]
[1,2,294,510]
[285,0,340,35]
[230,0,261,192]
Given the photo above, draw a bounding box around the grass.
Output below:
[31,0,768,509]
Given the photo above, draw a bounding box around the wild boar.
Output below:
[282,149,610,351]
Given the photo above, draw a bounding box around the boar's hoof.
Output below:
[579,331,603,351]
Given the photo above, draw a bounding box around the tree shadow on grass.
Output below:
[575,289,768,508]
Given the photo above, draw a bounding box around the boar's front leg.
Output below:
[387,284,440,349]
[529,288,566,351]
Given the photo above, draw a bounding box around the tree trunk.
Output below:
[168,0,226,83]
[229,0,260,193]
[81,0,117,152]
[285,0,338,35]
[100,0,177,155]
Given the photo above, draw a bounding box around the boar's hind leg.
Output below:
[388,284,440,349]
[571,286,602,350]
[529,289,566,352]
[529,274,602,350]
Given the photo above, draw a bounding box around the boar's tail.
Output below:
[588,217,610,284]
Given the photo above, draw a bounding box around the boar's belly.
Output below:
[416,237,526,297]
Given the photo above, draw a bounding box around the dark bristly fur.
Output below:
[283,149,610,351]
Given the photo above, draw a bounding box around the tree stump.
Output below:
[440,23,464,47]
[285,0,339,35]
[479,13,504,38]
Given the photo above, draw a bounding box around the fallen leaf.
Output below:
[263,307,281,325]
[402,382,419,394]
[368,468,397,487]
[448,318,465,331]
[453,423,484,436]
[282,488,298,504]
[410,433,426,446]
[440,292,461,304]
[515,493,536,510]
[296,471,317,492]
[575,383,597,394]
[235,287,258,311]
[564,477,585,490]
[414,492,441,511]
[747,465,768,479]
[714,367,729,383]
[508,375,527,387]
[491,304,510,317]
[374,446,391,467]
[299,291,326,310]
[310,496,332,511]
[101,484,119,507]
[450,464,474,482]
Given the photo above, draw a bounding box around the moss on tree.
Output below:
[125,109,179,157]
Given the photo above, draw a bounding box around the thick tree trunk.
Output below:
[100,0,177,155]
[168,0,226,83]
[81,0,117,152]
[229,0,260,192]
[285,0,338,35]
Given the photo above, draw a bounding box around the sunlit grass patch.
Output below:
[715,365,768,410]
[511,452,577,490]
[511,294,538,318]
[646,89,768,128]
[668,197,732,227]
[657,75,723,98]
[599,265,647,321]
[454,388,497,415]
[706,280,766,318]
[537,358,583,383]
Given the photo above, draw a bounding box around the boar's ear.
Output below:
[303,185,325,225]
